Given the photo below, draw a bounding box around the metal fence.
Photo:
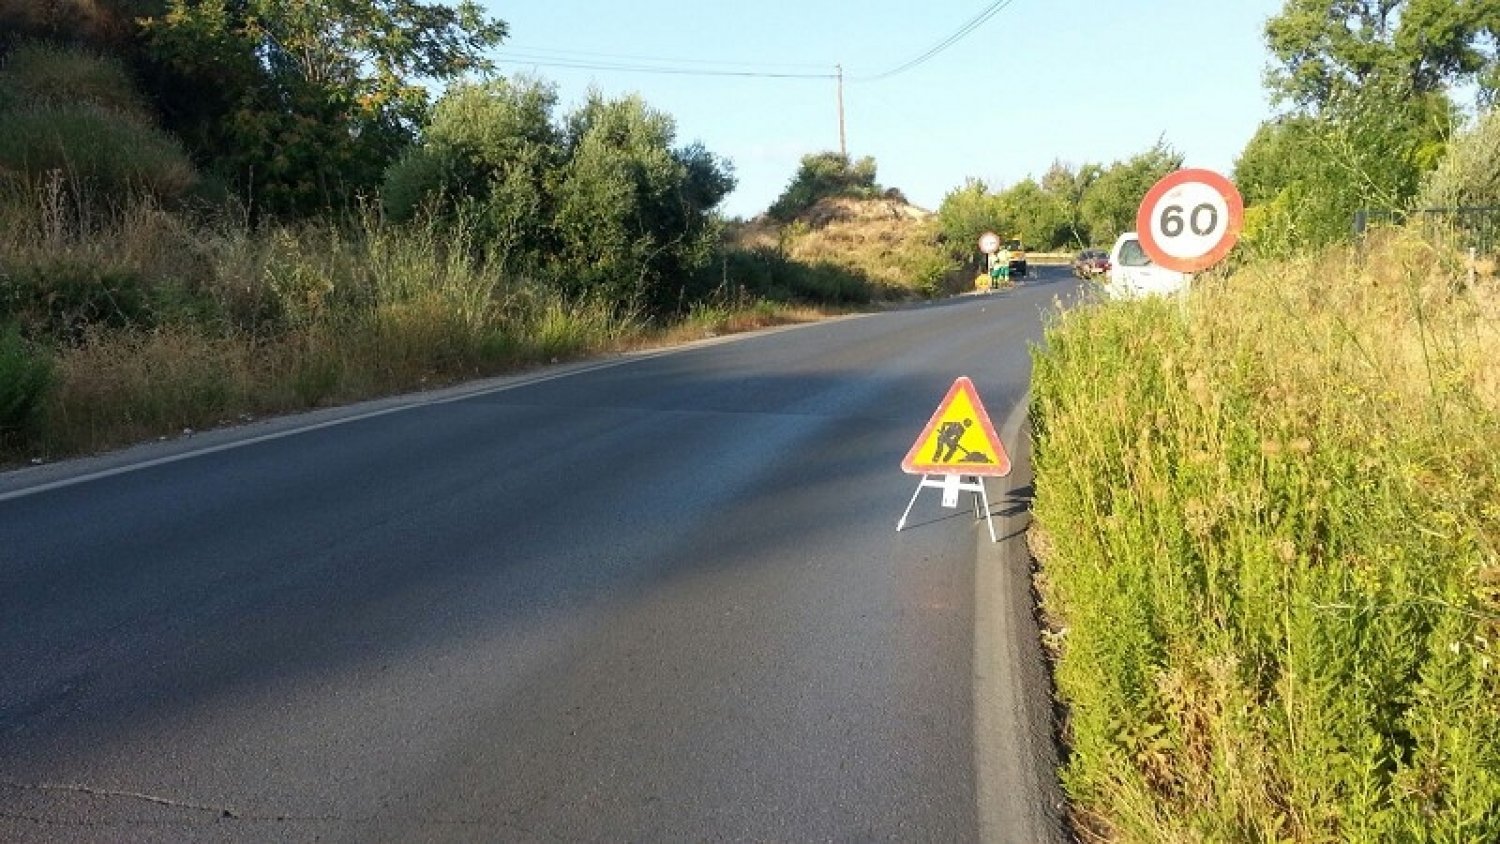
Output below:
[1355,207,1500,256]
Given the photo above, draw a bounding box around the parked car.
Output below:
[1004,239,1027,278]
[1106,233,1188,298]
[1072,248,1110,278]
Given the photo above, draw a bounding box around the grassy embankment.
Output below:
[724,196,962,300]
[1029,230,1499,840]
[0,184,955,464]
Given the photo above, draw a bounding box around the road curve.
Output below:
[1,269,1079,842]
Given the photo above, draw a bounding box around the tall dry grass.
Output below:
[1030,229,1500,841]
[2,183,784,460]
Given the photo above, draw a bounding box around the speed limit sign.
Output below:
[1136,169,1244,273]
[978,231,1000,255]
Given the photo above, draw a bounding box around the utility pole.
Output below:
[836,64,847,158]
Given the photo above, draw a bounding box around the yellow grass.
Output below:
[1029,227,1500,842]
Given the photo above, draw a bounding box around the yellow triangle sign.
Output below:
[901,377,1011,477]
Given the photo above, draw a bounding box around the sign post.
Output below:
[896,377,1011,542]
[976,232,1001,292]
[1135,168,1244,273]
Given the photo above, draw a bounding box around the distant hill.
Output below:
[728,196,958,297]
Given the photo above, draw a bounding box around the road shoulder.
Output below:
[973,397,1068,843]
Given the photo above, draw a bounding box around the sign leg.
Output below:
[978,477,997,543]
[897,474,930,531]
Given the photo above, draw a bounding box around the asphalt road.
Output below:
[1,268,1079,842]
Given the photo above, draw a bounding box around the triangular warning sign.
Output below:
[901,377,1011,477]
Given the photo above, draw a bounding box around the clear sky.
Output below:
[478,1,1288,219]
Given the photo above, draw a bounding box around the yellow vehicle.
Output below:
[1004,239,1027,278]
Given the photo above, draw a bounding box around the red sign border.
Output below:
[1135,168,1245,273]
[901,376,1012,477]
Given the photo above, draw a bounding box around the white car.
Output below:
[1106,232,1189,298]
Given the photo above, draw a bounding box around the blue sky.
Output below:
[479,1,1288,218]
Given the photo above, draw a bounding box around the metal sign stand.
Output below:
[896,473,998,543]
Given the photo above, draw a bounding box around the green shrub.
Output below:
[0,42,196,202]
[0,42,148,118]
[1420,107,1500,209]
[0,102,198,200]
[381,145,464,223]
[383,82,733,318]
[0,261,156,342]
[767,152,881,222]
[0,322,52,437]
[714,246,874,305]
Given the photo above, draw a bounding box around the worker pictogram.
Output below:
[901,377,1011,477]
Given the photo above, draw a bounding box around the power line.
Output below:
[852,0,1020,82]
[501,45,830,71]
[493,55,835,80]
[492,1,1022,85]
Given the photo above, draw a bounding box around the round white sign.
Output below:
[1135,169,1244,273]
[978,232,1000,255]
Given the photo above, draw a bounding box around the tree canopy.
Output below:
[1240,0,1467,253]
[0,0,508,216]
[1266,0,1500,110]
[766,152,883,222]
[934,147,1177,257]
[136,0,506,215]
[385,81,735,317]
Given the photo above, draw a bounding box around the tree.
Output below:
[935,179,1006,260]
[383,76,561,269]
[997,178,1068,251]
[552,92,735,314]
[1266,0,1500,110]
[139,0,507,215]
[1421,106,1500,208]
[1079,142,1183,248]
[766,152,881,221]
[1041,160,1103,247]
[1243,2,1462,255]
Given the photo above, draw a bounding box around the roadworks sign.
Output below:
[901,377,1011,477]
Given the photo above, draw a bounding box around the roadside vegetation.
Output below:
[1029,1,1500,839]
[1032,231,1500,840]
[0,8,955,463]
[933,142,1183,268]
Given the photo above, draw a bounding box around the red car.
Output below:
[1072,248,1110,278]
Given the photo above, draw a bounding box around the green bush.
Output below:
[383,82,733,318]
[381,144,466,223]
[0,42,198,202]
[767,152,881,222]
[714,246,873,305]
[0,322,52,437]
[1420,107,1500,209]
[1235,81,1449,256]
[0,261,157,342]
[381,76,557,251]
[0,102,198,201]
[0,42,148,118]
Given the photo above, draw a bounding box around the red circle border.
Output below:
[1134,168,1245,273]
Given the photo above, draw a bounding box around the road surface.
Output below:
[1,269,1079,841]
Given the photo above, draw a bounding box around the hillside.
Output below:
[727,196,959,297]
